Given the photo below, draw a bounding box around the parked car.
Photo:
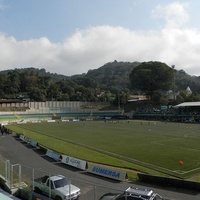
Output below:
[99,186,164,200]
[31,174,80,200]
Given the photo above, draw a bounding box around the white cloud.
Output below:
[152,2,189,29]
[0,2,200,76]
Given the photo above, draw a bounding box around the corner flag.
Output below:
[179,160,183,165]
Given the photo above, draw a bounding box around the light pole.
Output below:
[172,65,176,100]
[118,90,120,110]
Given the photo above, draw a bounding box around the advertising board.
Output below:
[87,163,127,181]
[46,149,61,161]
[61,155,86,170]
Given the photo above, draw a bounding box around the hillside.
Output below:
[86,61,140,91]
[72,61,200,94]
[1,62,199,93]
[0,61,200,103]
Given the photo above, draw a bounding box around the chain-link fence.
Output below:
[0,155,125,200]
[19,164,124,200]
[0,157,16,187]
[0,156,22,190]
[0,155,7,179]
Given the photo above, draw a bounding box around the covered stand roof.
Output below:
[175,102,200,107]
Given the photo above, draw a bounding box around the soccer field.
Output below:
[7,120,200,179]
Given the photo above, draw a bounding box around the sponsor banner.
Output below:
[61,155,86,170]
[87,163,127,181]
[1,122,8,126]
[61,119,69,122]
[47,120,56,122]
[19,135,37,147]
[19,135,31,144]
[72,119,80,121]
[17,121,27,124]
[24,136,31,144]
[30,140,38,147]
[31,120,41,123]
[46,149,61,161]
[19,135,25,141]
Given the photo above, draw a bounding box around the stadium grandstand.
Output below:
[132,101,200,123]
[1,99,200,123]
[0,100,125,122]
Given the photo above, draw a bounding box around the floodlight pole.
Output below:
[172,65,176,100]
[118,90,120,110]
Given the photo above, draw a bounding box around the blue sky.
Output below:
[0,0,200,76]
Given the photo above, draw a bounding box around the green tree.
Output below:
[129,61,174,100]
[47,83,60,100]
[28,87,46,101]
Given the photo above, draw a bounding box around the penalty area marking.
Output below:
[173,166,200,175]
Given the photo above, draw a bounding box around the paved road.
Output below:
[0,134,200,200]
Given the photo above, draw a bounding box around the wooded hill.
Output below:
[0,61,200,104]
[73,61,200,95]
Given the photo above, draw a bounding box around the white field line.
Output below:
[151,138,200,174]
[26,124,200,176]
[80,125,200,175]
[151,139,200,152]
[56,135,200,175]
[76,143,185,175]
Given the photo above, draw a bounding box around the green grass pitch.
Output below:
[7,120,200,179]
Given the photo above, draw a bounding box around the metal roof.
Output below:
[175,102,200,107]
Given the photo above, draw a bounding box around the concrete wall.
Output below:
[137,173,200,191]
[0,101,108,114]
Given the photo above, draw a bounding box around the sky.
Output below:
[0,0,200,76]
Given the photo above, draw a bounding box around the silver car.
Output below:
[99,187,164,200]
